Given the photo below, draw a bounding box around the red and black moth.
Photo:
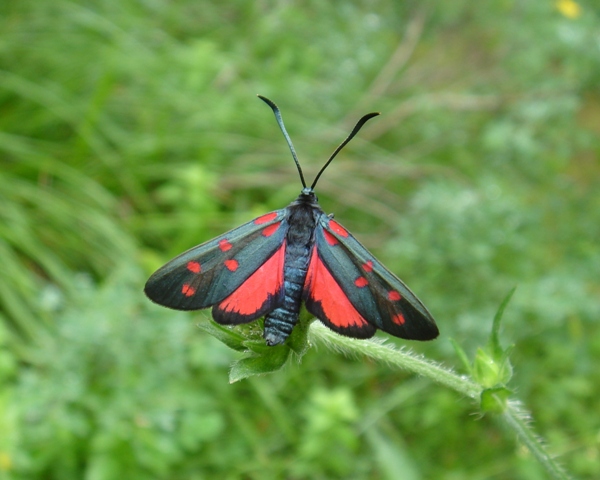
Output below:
[144,96,439,346]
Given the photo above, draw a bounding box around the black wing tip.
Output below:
[392,300,439,341]
[143,280,165,305]
[399,319,439,341]
[411,326,440,341]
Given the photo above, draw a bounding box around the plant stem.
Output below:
[308,322,481,398]
[502,401,570,480]
[308,322,571,480]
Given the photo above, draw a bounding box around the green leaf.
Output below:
[229,346,290,383]
[473,348,498,388]
[449,337,473,375]
[481,387,512,414]
[286,316,313,357]
[197,318,247,352]
[488,287,516,358]
[471,289,517,389]
[473,347,513,388]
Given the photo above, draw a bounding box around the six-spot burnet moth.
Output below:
[144,95,439,346]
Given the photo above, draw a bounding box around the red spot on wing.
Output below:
[323,230,338,245]
[392,313,406,325]
[186,261,201,274]
[261,222,281,237]
[329,220,349,237]
[225,259,239,271]
[354,276,369,288]
[305,249,370,330]
[254,212,278,224]
[182,284,196,297]
[388,291,402,301]
[362,260,373,272]
[219,239,232,252]
[217,243,285,315]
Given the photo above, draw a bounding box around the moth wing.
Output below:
[304,215,438,340]
[144,211,288,323]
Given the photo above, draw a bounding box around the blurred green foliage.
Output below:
[1,0,599,478]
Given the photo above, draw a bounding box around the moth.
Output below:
[145,96,439,346]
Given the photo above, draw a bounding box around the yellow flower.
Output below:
[556,0,582,19]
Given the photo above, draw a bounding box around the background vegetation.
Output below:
[1,0,599,478]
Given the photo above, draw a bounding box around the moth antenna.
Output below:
[310,111,380,190]
[258,95,307,189]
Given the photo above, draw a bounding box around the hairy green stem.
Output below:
[502,401,570,480]
[308,322,570,480]
[308,322,481,398]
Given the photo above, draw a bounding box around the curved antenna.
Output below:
[258,95,307,188]
[310,111,380,190]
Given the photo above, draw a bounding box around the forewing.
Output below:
[306,215,438,341]
[144,211,288,318]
